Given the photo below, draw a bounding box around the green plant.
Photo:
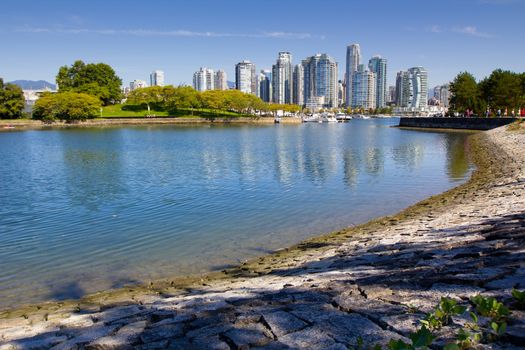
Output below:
[470,295,510,322]
[511,288,525,309]
[387,327,435,350]
[420,297,466,330]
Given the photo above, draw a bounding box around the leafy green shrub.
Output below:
[470,295,509,321]
[33,92,101,122]
[420,297,466,330]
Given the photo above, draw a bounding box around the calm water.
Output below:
[0,119,474,308]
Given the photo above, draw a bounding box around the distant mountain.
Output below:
[8,80,56,90]
[227,81,235,89]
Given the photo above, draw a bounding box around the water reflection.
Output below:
[0,120,475,308]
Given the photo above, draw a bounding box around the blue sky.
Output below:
[0,0,523,88]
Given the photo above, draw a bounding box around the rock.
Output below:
[140,323,184,343]
[191,335,230,350]
[1,335,68,350]
[86,320,146,349]
[262,311,307,337]
[278,327,340,349]
[222,327,272,349]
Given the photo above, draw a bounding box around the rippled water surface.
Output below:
[0,119,474,308]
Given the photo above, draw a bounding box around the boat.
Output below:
[302,113,322,123]
[321,112,337,123]
[335,113,352,121]
[274,117,281,124]
[353,114,370,119]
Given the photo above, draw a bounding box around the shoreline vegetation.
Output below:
[1,126,524,348]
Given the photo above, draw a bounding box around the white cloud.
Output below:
[16,27,325,40]
[426,24,494,38]
[452,26,494,38]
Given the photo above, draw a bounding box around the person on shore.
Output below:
[497,109,501,117]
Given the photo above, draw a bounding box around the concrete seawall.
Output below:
[399,116,518,130]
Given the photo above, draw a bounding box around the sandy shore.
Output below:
[1,126,524,349]
[0,117,301,130]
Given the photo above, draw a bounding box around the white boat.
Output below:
[335,113,352,121]
[302,113,321,123]
[321,112,337,123]
[353,114,370,119]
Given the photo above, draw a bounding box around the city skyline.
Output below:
[1,0,524,88]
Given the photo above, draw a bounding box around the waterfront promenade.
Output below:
[0,125,524,349]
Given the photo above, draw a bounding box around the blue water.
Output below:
[0,119,474,308]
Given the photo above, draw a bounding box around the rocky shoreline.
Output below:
[1,126,524,349]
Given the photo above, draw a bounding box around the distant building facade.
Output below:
[368,55,387,108]
[395,67,429,112]
[193,67,215,92]
[292,64,304,106]
[259,70,272,102]
[130,80,148,91]
[214,70,228,91]
[271,52,293,104]
[235,60,257,95]
[302,53,338,109]
[150,70,165,87]
[352,64,376,110]
[345,44,361,107]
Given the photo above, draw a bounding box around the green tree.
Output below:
[479,70,524,111]
[449,72,483,115]
[126,86,165,113]
[165,86,201,114]
[33,92,101,122]
[0,78,25,119]
[56,60,123,105]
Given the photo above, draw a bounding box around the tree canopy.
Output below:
[0,78,25,119]
[33,91,102,122]
[450,69,525,115]
[124,86,301,116]
[56,60,123,105]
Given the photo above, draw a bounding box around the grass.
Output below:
[100,104,169,118]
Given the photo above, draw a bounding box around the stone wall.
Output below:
[399,117,518,130]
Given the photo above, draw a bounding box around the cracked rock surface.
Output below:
[1,126,525,349]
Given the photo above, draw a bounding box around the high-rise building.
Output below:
[259,70,272,102]
[271,52,293,104]
[368,56,388,108]
[150,70,165,87]
[388,86,396,104]
[193,67,215,92]
[408,67,428,109]
[352,64,376,110]
[440,84,450,108]
[395,67,428,110]
[235,60,257,95]
[345,44,361,107]
[130,80,147,91]
[293,64,304,106]
[214,70,228,90]
[338,80,344,107]
[303,53,338,109]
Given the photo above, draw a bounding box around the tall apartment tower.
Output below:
[214,70,228,90]
[235,60,257,95]
[368,55,388,108]
[150,70,165,87]
[192,67,215,91]
[395,67,428,109]
[303,53,338,109]
[271,52,293,104]
[259,70,272,102]
[352,64,376,110]
[293,64,304,106]
[345,44,361,107]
